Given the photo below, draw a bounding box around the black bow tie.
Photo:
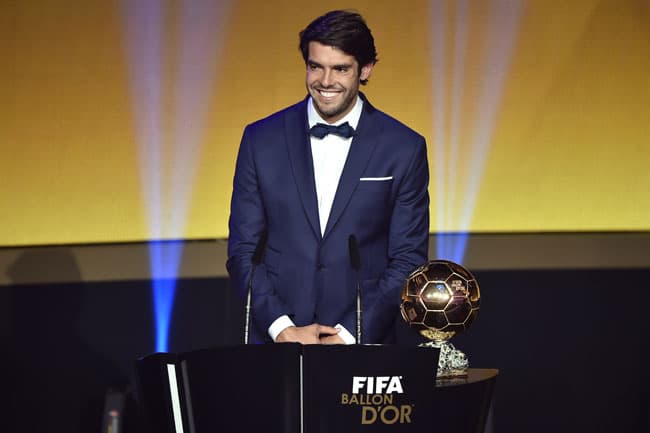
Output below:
[309,122,355,139]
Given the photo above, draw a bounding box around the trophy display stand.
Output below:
[135,344,497,433]
[421,340,469,377]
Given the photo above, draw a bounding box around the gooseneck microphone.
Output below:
[244,231,268,344]
[348,235,362,344]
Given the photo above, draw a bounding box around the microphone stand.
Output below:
[244,231,267,344]
[348,235,362,344]
[244,282,253,345]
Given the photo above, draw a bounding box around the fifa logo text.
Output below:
[352,376,404,394]
[341,376,412,425]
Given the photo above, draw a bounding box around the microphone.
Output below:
[348,235,362,344]
[244,231,268,344]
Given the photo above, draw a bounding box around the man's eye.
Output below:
[308,64,320,71]
[335,67,349,73]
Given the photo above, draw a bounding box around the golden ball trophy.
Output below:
[400,260,480,378]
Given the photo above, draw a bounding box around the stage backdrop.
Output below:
[2,0,649,246]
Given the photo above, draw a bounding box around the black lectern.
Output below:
[135,344,496,433]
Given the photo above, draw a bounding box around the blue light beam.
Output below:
[431,0,525,264]
[122,0,231,352]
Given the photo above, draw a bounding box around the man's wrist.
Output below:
[268,315,295,341]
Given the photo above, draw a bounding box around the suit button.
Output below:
[317,264,325,271]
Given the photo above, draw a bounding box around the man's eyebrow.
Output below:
[307,60,353,69]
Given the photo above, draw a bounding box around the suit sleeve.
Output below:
[226,126,292,339]
[362,136,430,343]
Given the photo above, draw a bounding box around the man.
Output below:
[227,10,429,344]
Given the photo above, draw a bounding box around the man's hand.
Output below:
[320,334,345,345]
[276,324,340,344]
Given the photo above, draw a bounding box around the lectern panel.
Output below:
[302,345,439,433]
[183,344,302,433]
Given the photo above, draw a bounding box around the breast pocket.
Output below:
[351,180,393,225]
[356,179,393,192]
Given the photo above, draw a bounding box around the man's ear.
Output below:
[360,63,374,81]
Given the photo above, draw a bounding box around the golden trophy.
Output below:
[400,260,480,377]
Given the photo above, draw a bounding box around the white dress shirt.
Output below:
[267,96,364,344]
[309,96,364,235]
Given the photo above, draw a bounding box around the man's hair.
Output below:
[299,10,378,85]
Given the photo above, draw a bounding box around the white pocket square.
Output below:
[359,176,393,181]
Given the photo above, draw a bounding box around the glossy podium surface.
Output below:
[436,368,499,387]
[135,345,497,433]
[433,369,498,433]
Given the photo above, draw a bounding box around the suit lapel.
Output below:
[323,97,382,240]
[285,98,322,240]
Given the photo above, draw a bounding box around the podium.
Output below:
[135,344,496,433]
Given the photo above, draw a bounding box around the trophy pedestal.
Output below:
[420,341,468,378]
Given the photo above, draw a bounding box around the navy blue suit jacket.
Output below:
[227,94,429,344]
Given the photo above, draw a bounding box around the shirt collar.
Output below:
[307,95,364,129]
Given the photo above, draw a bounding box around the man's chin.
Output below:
[314,103,344,121]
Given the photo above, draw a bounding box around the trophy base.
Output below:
[419,341,469,378]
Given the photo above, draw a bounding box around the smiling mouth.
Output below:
[317,89,341,98]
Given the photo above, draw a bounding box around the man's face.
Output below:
[306,41,373,124]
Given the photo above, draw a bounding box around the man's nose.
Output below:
[321,69,333,86]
